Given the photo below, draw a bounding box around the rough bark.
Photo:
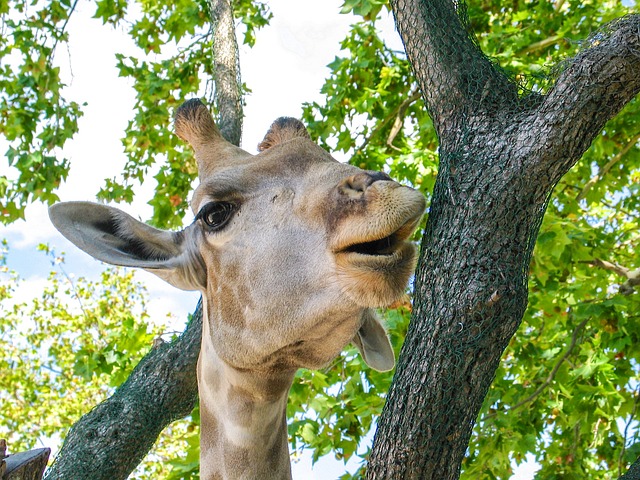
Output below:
[366,3,640,479]
[621,456,640,480]
[44,302,202,480]
[210,0,243,147]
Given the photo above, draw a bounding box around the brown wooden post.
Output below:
[1,440,50,480]
[0,439,6,478]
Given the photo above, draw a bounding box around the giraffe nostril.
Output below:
[367,171,392,183]
[340,171,390,197]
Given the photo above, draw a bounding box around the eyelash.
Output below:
[195,202,237,231]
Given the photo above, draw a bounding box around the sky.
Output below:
[1,0,538,478]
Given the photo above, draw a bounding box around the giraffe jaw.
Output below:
[332,211,423,308]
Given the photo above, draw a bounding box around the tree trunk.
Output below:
[366,2,640,478]
[621,456,640,480]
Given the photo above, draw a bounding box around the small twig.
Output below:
[41,364,64,375]
[614,226,640,247]
[177,29,212,55]
[589,259,640,295]
[484,318,588,419]
[519,34,564,55]
[387,89,422,149]
[590,417,602,449]
[619,385,640,477]
[47,0,80,66]
[577,132,640,202]
[510,319,588,412]
[57,263,90,322]
[357,87,421,153]
[600,199,638,219]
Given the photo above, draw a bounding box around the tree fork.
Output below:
[368,2,640,478]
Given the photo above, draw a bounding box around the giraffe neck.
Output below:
[198,313,295,480]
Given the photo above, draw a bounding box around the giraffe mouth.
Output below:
[333,215,421,308]
[330,186,425,306]
[343,232,401,256]
[336,215,421,258]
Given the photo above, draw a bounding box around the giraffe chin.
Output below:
[334,241,418,308]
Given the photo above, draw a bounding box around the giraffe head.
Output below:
[49,98,425,374]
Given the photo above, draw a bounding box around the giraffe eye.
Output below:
[197,202,236,231]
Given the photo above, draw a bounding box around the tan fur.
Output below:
[48,99,426,480]
[257,117,311,151]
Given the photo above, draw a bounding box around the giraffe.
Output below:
[49,99,426,479]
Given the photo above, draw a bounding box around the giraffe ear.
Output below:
[352,308,395,372]
[257,117,310,151]
[49,202,206,291]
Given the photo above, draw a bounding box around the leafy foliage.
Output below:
[0,243,199,478]
[0,0,271,228]
[0,0,83,222]
[302,21,437,200]
[0,0,639,478]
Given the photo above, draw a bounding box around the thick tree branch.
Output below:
[534,15,640,182]
[591,258,632,278]
[368,8,639,480]
[621,272,640,295]
[390,0,517,133]
[45,301,202,480]
[210,0,243,146]
[590,259,640,295]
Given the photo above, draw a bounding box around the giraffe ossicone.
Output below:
[49,99,426,479]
